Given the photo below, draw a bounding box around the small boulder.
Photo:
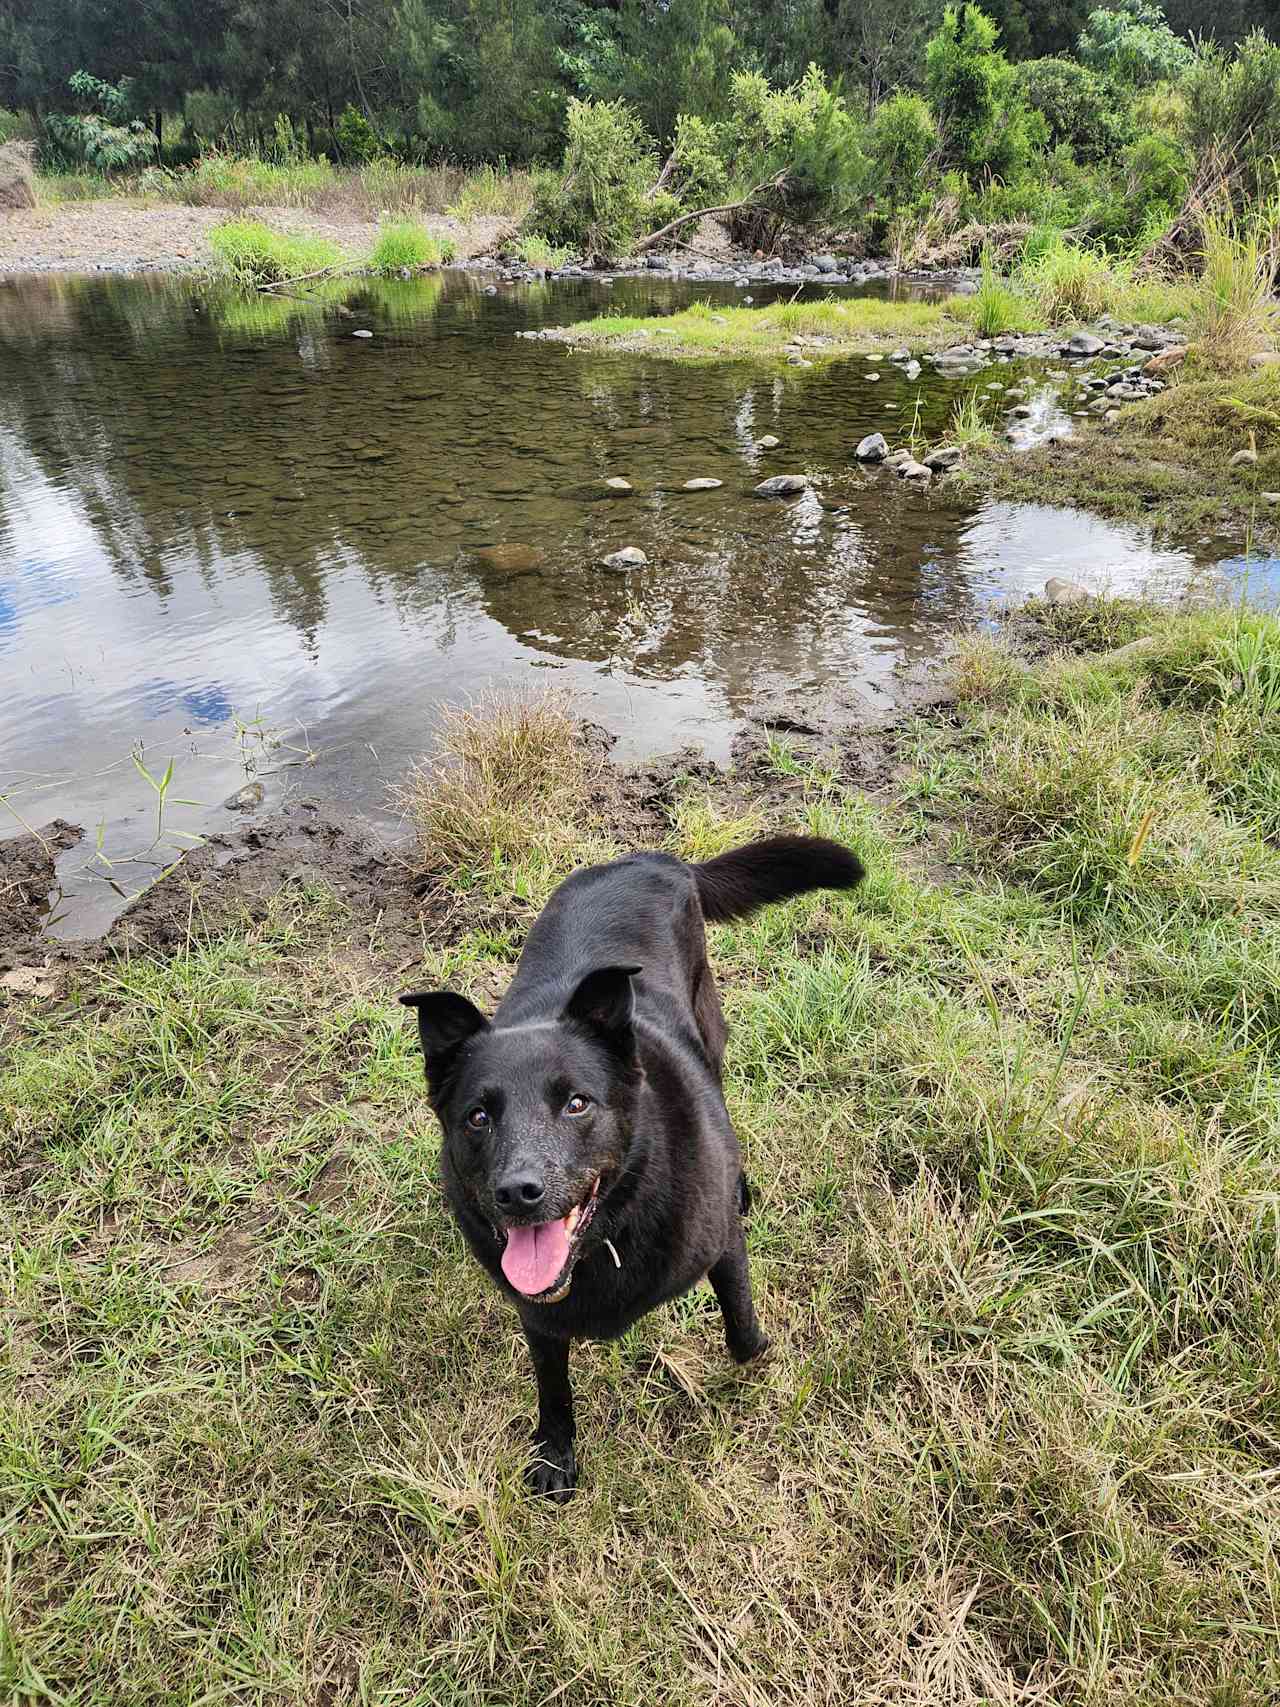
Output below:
[904,360,922,381]
[1045,578,1090,606]
[756,434,781,449]
[884,449,914,472]
[223,782,265,812]
[1144,345,1187,376]
[600,546,648,571]
[897,459,933,484]
[603,476,633,493]
[812,254,839,274]
[681,477,723,491]
[855,433,889,462]
[753,474,809,497]
[1230,448,1259,468]
[924,446,963,472]
[1063,332,1104,357]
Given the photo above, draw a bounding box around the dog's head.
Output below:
[400,966,641,1303]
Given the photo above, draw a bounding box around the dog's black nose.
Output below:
[495,1171,546,1212]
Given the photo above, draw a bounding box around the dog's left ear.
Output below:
[399,990,489,1091]
[562,965,641,1052]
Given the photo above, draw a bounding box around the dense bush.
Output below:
[718,65,865,247]
[1183,30,1280,209]
[42,71,153,171]
[1019,56,1131,163]
[865,93,938,210]
[529,98,656,261]
[925,5,1035,184]
[1078,1,1191,89]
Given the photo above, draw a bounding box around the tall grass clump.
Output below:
[447,163,536,221]
[367,221,453,274]
[392,690,614,893]
[963,251,1042,336]
[1019,232,1123,322]
[1183,196,1280,370]
[950,388,999,449]
[209,218,345,285]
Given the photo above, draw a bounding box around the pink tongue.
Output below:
[501,1218,571,1295]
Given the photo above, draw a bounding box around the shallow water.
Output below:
[0,271,1237,935]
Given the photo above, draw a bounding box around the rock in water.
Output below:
[897,459,933,484]
[353,329,373,338]
[0,141,36,211]
[475,543,547,573]
[223,782,266,812]
[924,446,963,472]
[855,433,889,463]
[681,478,723,490]
[600,546,648,571]
[755,435,781,449]
[1045,578,1090,605]
[752,474,809,497]
[1063,332,1104,356]
[603,477,633,493]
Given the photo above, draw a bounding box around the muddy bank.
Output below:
[0,820,83,976]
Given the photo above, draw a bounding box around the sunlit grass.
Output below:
[208,217,345,286]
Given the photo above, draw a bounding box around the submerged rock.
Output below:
[600,546,648,571]
[753,474,809,497]
[474,543,547,573]
[756,434,781,449]
[681,477,723,490]
[1045,578,1090,605]
[224,782,265,812]
[855,433,889,463]
[603,477,634,494]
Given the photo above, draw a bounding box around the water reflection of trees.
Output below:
[0,274,987,708]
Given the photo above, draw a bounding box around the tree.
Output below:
[1078,1,1192,87]
[1019,55,1133,162]
[924,4,1031,181]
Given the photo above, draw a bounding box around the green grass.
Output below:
[3,605,1279,1703]
[208,218,346,286]
[1183,197,1280,373]
[547,295,984,363]
[960,255,1046,338]
[511,232,573,269]
[367,220,454,274]
[446,163,536,222]
[1016,233,1194,327]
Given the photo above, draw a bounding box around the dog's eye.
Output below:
[465,1107,490,1132]
[564,1094,591,1117]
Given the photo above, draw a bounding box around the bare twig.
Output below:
[635,174,787,254]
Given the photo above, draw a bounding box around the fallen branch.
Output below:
[635,175,787,254]
[258,264,347,293]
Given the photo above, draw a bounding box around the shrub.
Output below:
[719,65,865,248]
[924,5,1033,185]
[42,71,153,171]
[367,221,452,274]
[1079,1,1191,90]
[1018,56,1133,164]
[665,112,727,207]
[1182,30,1280,212]
[865,93,938,210]
[209,219,345,286]
[529,98,655,263]
[334,103,382,163]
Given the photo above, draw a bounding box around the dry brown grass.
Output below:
[393,688,614,890]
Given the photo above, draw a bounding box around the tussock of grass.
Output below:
[391,688,614,897]
[4,611,1280,1702]
[446,163,536,222]
[208,218,345,286]
[960,256,1045,338]
[511,232,572,269]
[550,295,980,363]
[1183,197,1280,372]
[367,220,453,274]
[1017,233,1192,327]
[949,388,1000,451]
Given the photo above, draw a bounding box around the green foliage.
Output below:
[1183,30,1280,211]
[666,111,728,207]
[1018,55,1132,162]
[208,218,346,285]
[367,221,452,273]
[1078,1,1191,88]
[334,103,382,163]
[865,92,938,209]
[512,232,572,269]
[719,65,865,245]
[1183,196,1280,371]
[964,252,1043,334]
[924,4,1034,184]
[530,97,656,261]
[42,70,153,171]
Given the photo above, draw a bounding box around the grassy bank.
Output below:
[963,360,1280,541]
[543,295,998,363]
[3,599,1279,1704]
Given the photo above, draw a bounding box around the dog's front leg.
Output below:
[522,1324,577,1502]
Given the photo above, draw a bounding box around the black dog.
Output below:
[401,834,863,1501]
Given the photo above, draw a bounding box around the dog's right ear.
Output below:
[399,990,489,1090]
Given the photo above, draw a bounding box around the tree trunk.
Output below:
[154,110,163,161]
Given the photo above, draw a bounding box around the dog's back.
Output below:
[496,836,864,1074]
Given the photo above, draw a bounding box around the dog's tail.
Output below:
[692,834,864,924]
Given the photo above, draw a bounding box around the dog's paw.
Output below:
[730,1331,771,1366]
[527,1439,577,1503]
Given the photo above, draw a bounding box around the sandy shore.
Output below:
[0,201,512,274]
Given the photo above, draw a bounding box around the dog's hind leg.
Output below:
[522,1325,578,1502]
[709,1222,769,1364]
